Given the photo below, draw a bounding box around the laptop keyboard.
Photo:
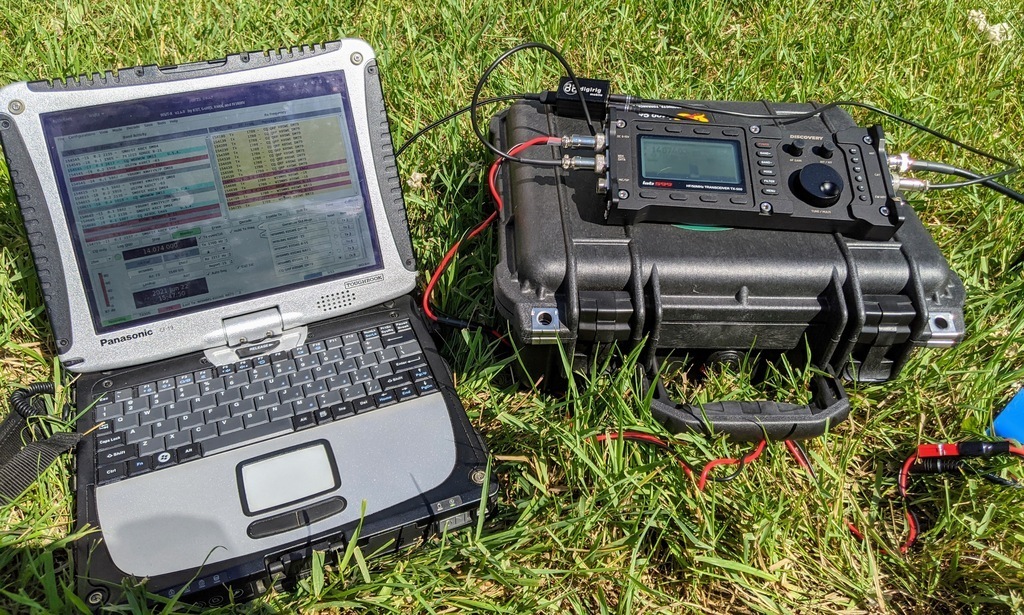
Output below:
[90,319,438,485]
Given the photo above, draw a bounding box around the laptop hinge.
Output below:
[204,307,308,366]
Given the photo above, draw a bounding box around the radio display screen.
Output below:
[639,136,744,187]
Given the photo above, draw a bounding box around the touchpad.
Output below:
[237,440,340,516]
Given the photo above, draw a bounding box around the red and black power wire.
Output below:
[596,432,1024,553]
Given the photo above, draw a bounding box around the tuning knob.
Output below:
[795,163,845,207]
[786,139,806,156]
[815,141,836,159]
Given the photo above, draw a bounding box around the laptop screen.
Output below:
[40,72,382,333]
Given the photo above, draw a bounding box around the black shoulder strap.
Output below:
[0,383,81,504]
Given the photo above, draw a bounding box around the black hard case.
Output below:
[491,101,965,438]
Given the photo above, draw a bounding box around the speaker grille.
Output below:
[317,290,355,311]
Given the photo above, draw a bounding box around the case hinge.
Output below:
[852,295,915,380]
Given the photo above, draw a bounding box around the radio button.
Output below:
[637,124,654,131]
[730,196,749,205]
[669,193,688,201]
[665,125,682,133]
[859,195,869,202]
[759,169,777,176]
[760,178,778,186]
[853,166,863,173]
[757,160,776,167]
[639,191,658,199]
[695,128,712,135]
[699,195,719,203]
[856,185,866,192]
[855,175,864,182]
[762,188,779,196]
[722,129,741,136]
[756,151,773,158]
[754,141,772,149]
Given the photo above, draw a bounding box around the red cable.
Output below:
[422,136,560,322]
[596,431,694,479]
[697,439,767,491]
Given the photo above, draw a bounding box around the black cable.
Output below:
[609,96,1017,168]
[470,42,595,166]
[707,459,747,483]
[928,168,1018,189]
[905,160,1024,205]
[395,94,536,158]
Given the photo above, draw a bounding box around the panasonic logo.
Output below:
[100,329,154,346]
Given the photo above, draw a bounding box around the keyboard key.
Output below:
[224,372,250,388]
[303,380,327,397]
[114,388,133,403]
[94,391,116,406]
[308,340,326,353]
[378,323,396,336]
[176,444,202,462]
[314,408,333,424]
[396,385,418,401]
[153,450,177,470]
[279,385,304,404]
[235,359,252,371]
[290,370,314,386]
[393,354,427,371]
[195,369,214,382]
[355,354,377,369]
[331,402,356,419]
[381,373,412,390]
[175,383,200,400]
[98,444,135,465]
[204,405,230,422]
[292,345,309,358]
[316,389,343,408]
[138,437,164,457]
[268,405,294,422]
[411,366,431,381]
[152,420,177,438]
[177,412,205,430]
[394,341,422,358]
[97,463,127,484]
[96,403,124,421]
[137,382,157,396]
[200,379,225,395]
[325,374,351,391]
[292,413,316,431]
[363,380,383,395]
[176,374,195,386]
[341,384,366,402]
[124,425,152,445]
[311,363,337,380]
[137,407,165,426]
[252,355,271,367]
[378,347,398,362]
[122,397,150,414]
[227,398,255,417]
[217,364,235,376]
[216,388,242,405]
[273,360,297,376]
[110,414,139,433]
[95,433,124,451]
[270,351,290,362]
[292,398,318,414]
[361,328,380,340]
[352,397,375,413]
[342,332,359,345]
[325,336,344,349]
[190,394,217,413]
[216,416,244,436]
[395,320,412,332]
[127,457,153,477]
[362,338,384,353]
[370,364,393,380]
[337,358,358,374]
[251,365,274,381]
[164,430,192,449]
[203,420,293,457]
[265,375,291,393]
[295,355,320,370]
[322,348,343,363]
[254,393,280,410]
[158,378,176,391]
[242,409,270,428]
[240,381,266,399]
[416,379,438,395]
[374,391,397,408]
[190,424,218,443]
[341,344,363,360]
[381,330,416,347]
[148,391,175,408]
[351,368,373,385]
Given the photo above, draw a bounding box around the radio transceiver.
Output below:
[600,103,903,240]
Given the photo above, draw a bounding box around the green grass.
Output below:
[2,0,1024,612]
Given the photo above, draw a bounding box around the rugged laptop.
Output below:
[0,39,492,608]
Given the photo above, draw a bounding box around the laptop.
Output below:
[0,40,493,608]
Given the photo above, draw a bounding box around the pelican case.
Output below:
[489,99,966,440]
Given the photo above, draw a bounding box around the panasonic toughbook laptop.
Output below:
[0,40,492,608]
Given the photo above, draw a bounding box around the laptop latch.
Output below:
[204,307,308,366]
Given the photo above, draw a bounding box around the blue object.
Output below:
[993,388,1024,444]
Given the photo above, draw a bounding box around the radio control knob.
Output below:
[786,139,806,156]
[815,141,836,159]
[795,163,845,207]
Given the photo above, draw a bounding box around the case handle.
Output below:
[647,365,850,442]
